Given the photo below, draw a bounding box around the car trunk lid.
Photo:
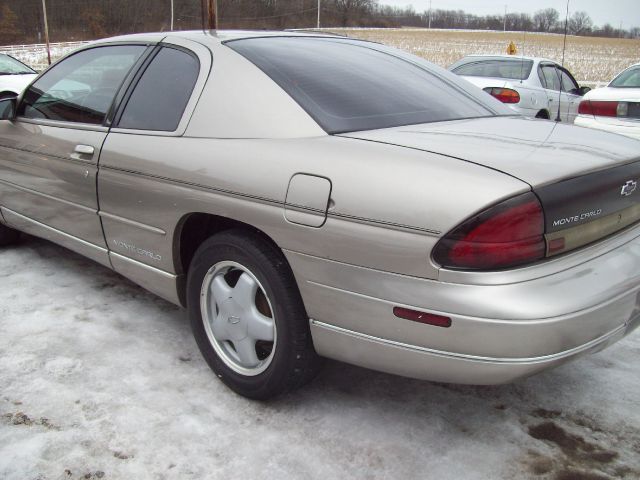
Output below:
[340,116,640,257]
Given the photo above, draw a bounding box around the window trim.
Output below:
[14,42,157,132]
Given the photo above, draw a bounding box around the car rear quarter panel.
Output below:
[97,132,529,305]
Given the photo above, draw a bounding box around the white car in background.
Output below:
[449,55,591,122]
[574,63,640,140]
[0,53,38,100]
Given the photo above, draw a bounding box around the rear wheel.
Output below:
[535,109,550,119]
[0,223,20,247]
[187,230,321,399]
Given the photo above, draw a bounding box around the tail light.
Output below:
[432,192,546,270]
[578,100,627,117]
[483,87,520,104]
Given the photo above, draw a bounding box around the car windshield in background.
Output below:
[452,59,534,80]
[227,37,495,134]
[0,54,36,75]
[609,66,640,88]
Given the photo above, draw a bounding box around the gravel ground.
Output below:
[1,236,639,480]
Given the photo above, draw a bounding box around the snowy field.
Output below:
[1,236,639,480]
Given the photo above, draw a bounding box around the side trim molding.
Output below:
[99,211,166,235]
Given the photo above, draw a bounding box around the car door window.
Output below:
[18,45,145,125]
[557,68,579,93]
[116,47,199,131]
[539,65,561,91]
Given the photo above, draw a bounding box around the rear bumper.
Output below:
[310,319,634,384]
[285,224,640,384]
[574,115,640,140]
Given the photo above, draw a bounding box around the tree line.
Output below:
[1,0,638,45]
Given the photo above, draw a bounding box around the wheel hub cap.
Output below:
[200,261,276,376]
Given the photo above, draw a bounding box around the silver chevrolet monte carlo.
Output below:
[0,31,639,399]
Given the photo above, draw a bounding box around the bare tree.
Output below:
[533,8,559,32]
[333,0,376,27]
[0,5,22,44]
[568,11,592,35]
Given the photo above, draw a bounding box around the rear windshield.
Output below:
[451,59,533,80]
[609,66,640,88]
[227,37,495,134]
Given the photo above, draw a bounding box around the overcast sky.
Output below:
[380,0,640,29]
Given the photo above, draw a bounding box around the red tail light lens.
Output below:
[578,100,618,117]
[483,87,520,104]
[432,192,546,270]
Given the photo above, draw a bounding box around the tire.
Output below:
[535,110,550,119]
[0,222,20,247]
[187,230,321,399]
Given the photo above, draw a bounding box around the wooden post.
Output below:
[207,0,217,30]
[41,0,51,65]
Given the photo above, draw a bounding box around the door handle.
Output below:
[74,144,95,155]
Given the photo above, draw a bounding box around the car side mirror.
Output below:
[0,96,17,120]
[577,86,591,96]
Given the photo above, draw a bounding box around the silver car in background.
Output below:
[575,63,640,140]
[449,54,590,121]
[0,53,38,100]
[0,31,639,399]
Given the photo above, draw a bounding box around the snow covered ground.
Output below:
[1,236,639,480]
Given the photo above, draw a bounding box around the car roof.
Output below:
[95,29,345,46]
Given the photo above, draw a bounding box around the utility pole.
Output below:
[504,5,507,32]
[207,0,217,29]
[41,0,51,65]
[428,0,432,29]
[170,0,174,30]
[317,0,321,29]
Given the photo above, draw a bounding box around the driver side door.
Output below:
[0,44,147,265]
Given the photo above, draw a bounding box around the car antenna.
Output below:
[519,30,526,83]
[555,0,570,122]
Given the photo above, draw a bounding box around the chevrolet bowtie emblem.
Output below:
[621,180,637,197]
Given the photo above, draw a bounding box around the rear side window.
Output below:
[19,45,145,124]
[228,37,493,134]
[117,47,199,131]
[452,59,533,80]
